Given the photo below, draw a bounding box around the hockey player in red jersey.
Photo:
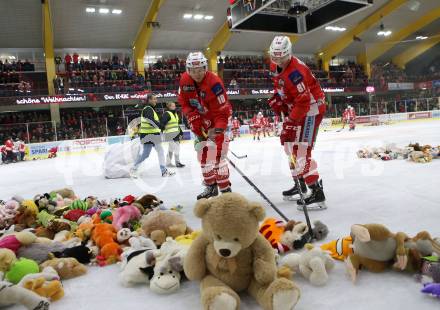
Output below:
[273,115,281,136]
[348,106,356,131]
[4,138,15,163]
[268,36,327,210]
[262,116,271,137]
[0,145,6,163]
[178,52,232,200]
[342,107,350,130]
[254,112,264,140]
[232,117,241,139]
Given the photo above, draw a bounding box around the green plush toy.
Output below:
[37,210,55,228]
[69,200,88,211]
[5,258,40,284]
[100,210,113,224]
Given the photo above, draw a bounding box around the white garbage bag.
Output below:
[103,138,141,179]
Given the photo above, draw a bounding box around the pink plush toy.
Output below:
[112,205,141,231]
[0,200,20,229]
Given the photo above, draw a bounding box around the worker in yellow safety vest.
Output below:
[161,101,185,168]
[130,94,175,178]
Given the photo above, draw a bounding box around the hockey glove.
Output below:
[280,118,301,145]
[187,112,204,138]
[268,94,288,116]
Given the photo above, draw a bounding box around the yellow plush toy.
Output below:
[320,236,354,261]
[0,248,17,273]
[22,277,64,301]
[175,231,201,246]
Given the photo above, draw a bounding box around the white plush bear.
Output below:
[282,244,335,286]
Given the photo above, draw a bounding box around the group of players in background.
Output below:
[0,138,26,164]
[228,113,281,141]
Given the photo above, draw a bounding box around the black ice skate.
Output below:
[196,184,218,200]
[282,178,307,201]
[297,180,327,211]
[175,162,185,168]
[220,187,231,194]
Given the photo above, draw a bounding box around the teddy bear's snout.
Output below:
[219,249,231,257]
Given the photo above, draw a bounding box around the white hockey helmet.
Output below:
[186,52,208,71]
[269,36,292,59]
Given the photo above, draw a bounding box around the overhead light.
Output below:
[377,30,392,37]
[325,26,346,32]
[86,7,95,13]
[194,14,204,20]
[204,15,214,20]
[318,52,324,56]
[416,36,428,40]
[8,56,16,60]
[377,21,391,36]
[112,9,122,14]
[91,56,98,60]
[99,8,109,14]
[183,13,193,19]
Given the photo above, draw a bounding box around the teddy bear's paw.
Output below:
[273,289,300,310]
[209,292,237,310]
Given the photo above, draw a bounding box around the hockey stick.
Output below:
[227,157,289,222]
[230,150,247,159]
[281,112,315,239]
[287,152,314,240]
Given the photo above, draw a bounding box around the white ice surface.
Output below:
[1,119,440,310]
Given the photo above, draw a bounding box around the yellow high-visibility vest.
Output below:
[139,106,161,134]
[163,111,180,134]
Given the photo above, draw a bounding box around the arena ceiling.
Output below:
[0,0,439,61]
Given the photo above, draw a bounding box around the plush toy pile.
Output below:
[0,187,192,309]
[2,188,440,309]
[357,143,440,162]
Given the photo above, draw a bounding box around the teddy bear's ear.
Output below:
[248,202,265,221]
[193,199,212,218]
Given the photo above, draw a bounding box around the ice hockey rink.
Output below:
[2,119,439,310]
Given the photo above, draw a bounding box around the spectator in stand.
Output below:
[73,53,79,70]
[229,78,238,89]
[55,55,62,72]
[64,53,72,71]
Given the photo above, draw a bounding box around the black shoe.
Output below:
[282,178,307,201]
[197,184,218,200]
[175,162,185,168]
[297,180,327,211]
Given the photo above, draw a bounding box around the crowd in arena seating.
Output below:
[0,108,128,143]
[0,59,36,97]
[0,59,35,72]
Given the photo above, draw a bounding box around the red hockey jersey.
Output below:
[178,71,232,130]
[270,56,326,120]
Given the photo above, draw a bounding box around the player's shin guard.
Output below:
[214,160,231,192]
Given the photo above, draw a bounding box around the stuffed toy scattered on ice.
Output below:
[184,193,300,310]
[141,210,192,247]
[282,244,335,286]
[345,224,440,282]
[260,218,328,253]
[0,280,50,310]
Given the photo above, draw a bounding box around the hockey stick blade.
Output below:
[230,150,247,159]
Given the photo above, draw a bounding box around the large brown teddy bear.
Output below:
[184,193,300,310]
